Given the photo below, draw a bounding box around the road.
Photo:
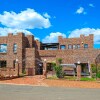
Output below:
[0,84,100,100]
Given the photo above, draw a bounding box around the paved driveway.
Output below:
[0,84,100,100]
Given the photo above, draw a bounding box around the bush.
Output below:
[52,58,63,78]
[22,69,26,74]
[54,65,63,78]
[91,64,96,73]
[96,72,100,78]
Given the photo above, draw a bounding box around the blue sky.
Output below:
[0,0,100,48]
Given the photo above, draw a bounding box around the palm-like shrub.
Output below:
[52,58,63,78]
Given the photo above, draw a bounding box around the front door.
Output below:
[36,64,43,75]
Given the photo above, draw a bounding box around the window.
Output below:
[13,60,16,68]
[0,44,7,53]
[0,61,6,68]
[60,45,66,50]
[84,44,88,48]
[73,45,76,49]
[13,44,17,53]
[68,44,72,49]
[77,44,80,49]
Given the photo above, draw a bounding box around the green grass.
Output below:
[80,77,96,81]
[64,76,76,80]
[47,75,96,81]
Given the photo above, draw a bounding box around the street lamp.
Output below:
[16,58,19,77]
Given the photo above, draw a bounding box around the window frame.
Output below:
[13,43,17,53]
[0,44,7,53]
[68,44,72,49]
[84,44,88,49]
[60,45,66,50]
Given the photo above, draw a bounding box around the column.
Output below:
[77,64,81,80]
[43,59,47,78]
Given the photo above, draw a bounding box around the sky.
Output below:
[0,0,100,48]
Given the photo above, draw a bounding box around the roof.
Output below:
[60,64,76,68]
[41,43,59,46]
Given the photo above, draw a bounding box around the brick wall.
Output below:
[58,34,93,49]
[0,33,100,76]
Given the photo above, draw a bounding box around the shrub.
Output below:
[91,64,96,73]
[96,72,100,78]
[54,65,63,78]
[22,69,26,74]
[52,58,63,78]
[57,58,62,64]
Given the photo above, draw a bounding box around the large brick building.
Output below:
[0,32,100,76]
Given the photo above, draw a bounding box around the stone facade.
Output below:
[0,33,100,76]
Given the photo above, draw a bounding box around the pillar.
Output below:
[77,64,81,80]
[43,61,47,78]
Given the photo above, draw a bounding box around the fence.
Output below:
[0,67,17,79]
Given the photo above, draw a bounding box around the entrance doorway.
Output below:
[36,63,43,75]
[80,63,90,76]
[46,63,53,72]
[0,61,6,68]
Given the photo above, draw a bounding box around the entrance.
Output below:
[0,61,6,68]
[46,63,53,72]
[80,63,90,76]
[36,63,43,75]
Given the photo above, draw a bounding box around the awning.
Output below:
[60,64,76,68]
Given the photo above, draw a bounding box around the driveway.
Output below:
[0,84,100,100]
[0,76,100,88]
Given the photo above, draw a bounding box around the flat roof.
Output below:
[60,64,76,68]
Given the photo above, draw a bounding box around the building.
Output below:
[0,32,100,76]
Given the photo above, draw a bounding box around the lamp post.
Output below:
[16,59,19,77]
[77,60,81,80]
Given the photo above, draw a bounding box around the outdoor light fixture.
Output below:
[44,59,47,62]
[81,42,84,44]
[16,58,18,63]
[77,61,80,64]
[39,63,42,66]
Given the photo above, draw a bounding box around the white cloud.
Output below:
[0,8,51,29]
[89,4,94,7]
[0,27,32,36]
[76,7,86,14]
[34,37,40,41]
[43,13,51,18]
[42,32,66,43]
[68,28,100,44]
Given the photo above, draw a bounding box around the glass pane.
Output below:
[13,44,17,52]
[60,45,66,50]
[0,44,7,53]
